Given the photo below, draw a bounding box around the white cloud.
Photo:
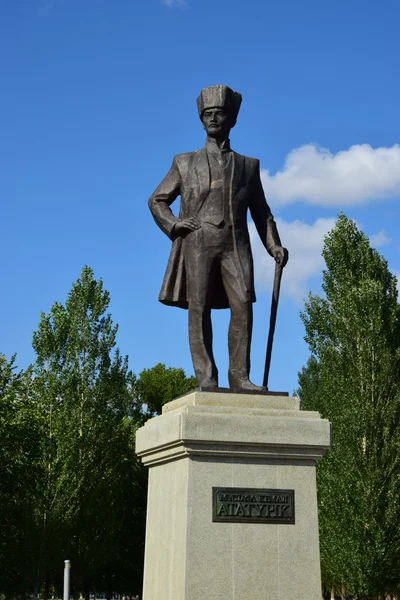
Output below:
[369,229,391,247]
[163,0,187,6]
[261,144,400,206]
[250,217,336,302]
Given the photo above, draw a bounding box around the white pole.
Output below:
[63,560,71,600]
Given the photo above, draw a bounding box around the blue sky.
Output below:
[1,0,400,393]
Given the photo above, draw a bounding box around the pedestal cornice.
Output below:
[136,391,331,466]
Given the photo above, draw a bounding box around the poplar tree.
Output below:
[298,214,400,598]
[30,266,197,597]
[32,266,143,597]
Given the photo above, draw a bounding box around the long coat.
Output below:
[148,146,281,309]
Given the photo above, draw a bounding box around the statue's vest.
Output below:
[198,152,232,228]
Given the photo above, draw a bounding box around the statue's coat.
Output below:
[148,146,281,309]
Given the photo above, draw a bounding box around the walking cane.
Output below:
[263,260,284,390]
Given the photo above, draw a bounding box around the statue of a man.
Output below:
[149,85,288,390]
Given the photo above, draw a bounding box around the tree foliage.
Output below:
[30,266,147,596]
[136,362,197,417]
[0,266,195,598]
[0,355,42,596]
[298,214,400,598]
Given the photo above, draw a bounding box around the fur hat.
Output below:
[196,85,242,123]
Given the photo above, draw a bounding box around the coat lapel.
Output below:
[230,152,245,200]
[193,147,210,214]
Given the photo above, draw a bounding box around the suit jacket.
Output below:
[148,146,282,309]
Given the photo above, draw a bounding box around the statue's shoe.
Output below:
[197,379,218,389]
[229,378,264,392]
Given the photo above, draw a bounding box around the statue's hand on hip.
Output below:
[173,217,201,238]
[271,246,289,268]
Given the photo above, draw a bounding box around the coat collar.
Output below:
[206,137,231,154]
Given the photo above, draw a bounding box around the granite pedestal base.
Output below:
[135,390,331,600]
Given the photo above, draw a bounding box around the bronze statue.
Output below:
[149,85,288,390]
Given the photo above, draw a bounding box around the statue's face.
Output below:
[202,107,233,139]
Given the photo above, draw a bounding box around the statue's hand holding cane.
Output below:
[271,245,289,268]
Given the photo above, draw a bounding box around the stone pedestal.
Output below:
[135,390,331,600]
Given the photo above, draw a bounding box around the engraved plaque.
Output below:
[213,487,295,524]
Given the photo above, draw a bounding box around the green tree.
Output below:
[32,266,144,597]
[135,362,197,417]
[0,354,42,597]
[298,214,400,598]
[30,266,197,598]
